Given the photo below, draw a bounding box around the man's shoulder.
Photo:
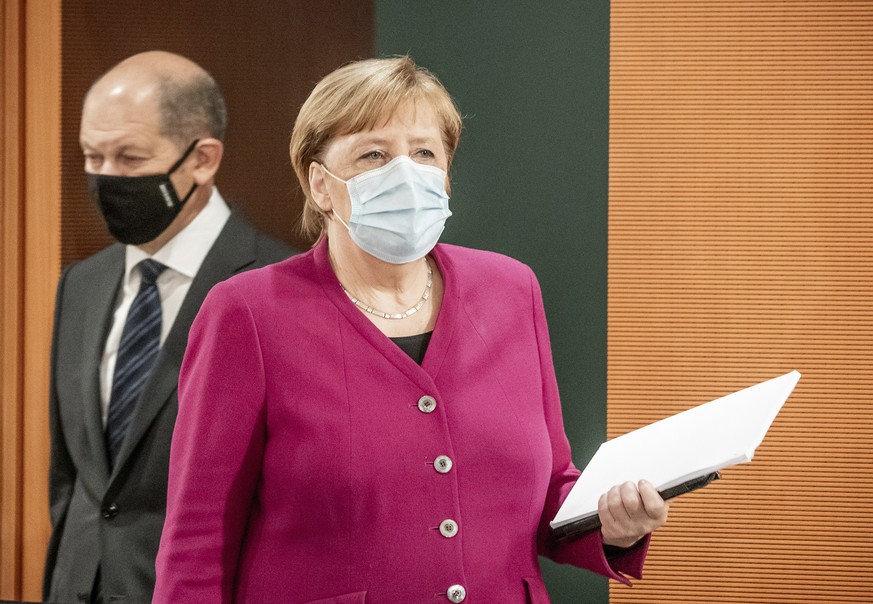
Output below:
[221,245,313,289]
[217,211,295,266]
[59,213,295,290]
[252,229,296,265]
[62,243,125,284]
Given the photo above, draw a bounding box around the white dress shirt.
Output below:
[99,187,231,426]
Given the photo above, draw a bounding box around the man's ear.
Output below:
[309,162,333,212]
[190,138,223,185]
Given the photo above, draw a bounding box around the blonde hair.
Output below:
[290,56,462,239]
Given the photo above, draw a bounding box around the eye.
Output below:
[360,150,384,161]
[414,148,436,160]
[83,153,103,169]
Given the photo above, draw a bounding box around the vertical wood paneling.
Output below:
[1,1,60,601]
[609,2,872,602]
[0,0,25,598]
[21,0,61,598]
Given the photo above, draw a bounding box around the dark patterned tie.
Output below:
[106,259,166,468]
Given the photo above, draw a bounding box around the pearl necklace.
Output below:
[340,259,433,320]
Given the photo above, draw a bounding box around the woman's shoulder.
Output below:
[434,244,544,323]
[433,244,541,310]
[435,243,534,282]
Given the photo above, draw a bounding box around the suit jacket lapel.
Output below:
[81,245,125,483]
[110,213,260,475]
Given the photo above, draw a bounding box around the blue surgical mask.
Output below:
[322,156,452,264]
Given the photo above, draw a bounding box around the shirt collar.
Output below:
[124,187,231,282]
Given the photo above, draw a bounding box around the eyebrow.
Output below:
[409,136,440,146]
[79,140,150,154]
[352,134,440,148]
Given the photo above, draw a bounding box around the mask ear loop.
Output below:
[168,139,201,204]
[319,163,348,184]
[332,210,351,230]
[318,163,352,230]
[168,139,201,174]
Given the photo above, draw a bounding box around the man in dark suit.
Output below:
[43,51,292,603]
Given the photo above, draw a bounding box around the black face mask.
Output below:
[87,139,200,245]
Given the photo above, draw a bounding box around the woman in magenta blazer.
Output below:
[153,57,668,603]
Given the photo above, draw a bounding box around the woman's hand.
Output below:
[598,479,669,549]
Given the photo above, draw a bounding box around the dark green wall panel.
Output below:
[376,3,610,602]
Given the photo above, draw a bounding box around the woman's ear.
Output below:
[309,162,333,212]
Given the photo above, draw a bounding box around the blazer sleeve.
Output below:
[44,267,76,599]
[528,268,650,586]
[153,280,267,603]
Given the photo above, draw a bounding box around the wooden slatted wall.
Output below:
[608,2,872,602]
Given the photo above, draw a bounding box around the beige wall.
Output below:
[610,1,873,602]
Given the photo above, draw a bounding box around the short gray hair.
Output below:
[157,71,227,148]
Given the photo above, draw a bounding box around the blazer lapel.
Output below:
[110,213,260,475]
[80,245,125,483]
[312,240,459,389]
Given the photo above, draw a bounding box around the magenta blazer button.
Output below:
[434,455,453,473]
[447,584,466,602]
[439,519,458,538]
[417,395,436,413]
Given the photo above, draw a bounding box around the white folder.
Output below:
[551,370,801,539]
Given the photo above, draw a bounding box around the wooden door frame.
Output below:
[1,0,61,600]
